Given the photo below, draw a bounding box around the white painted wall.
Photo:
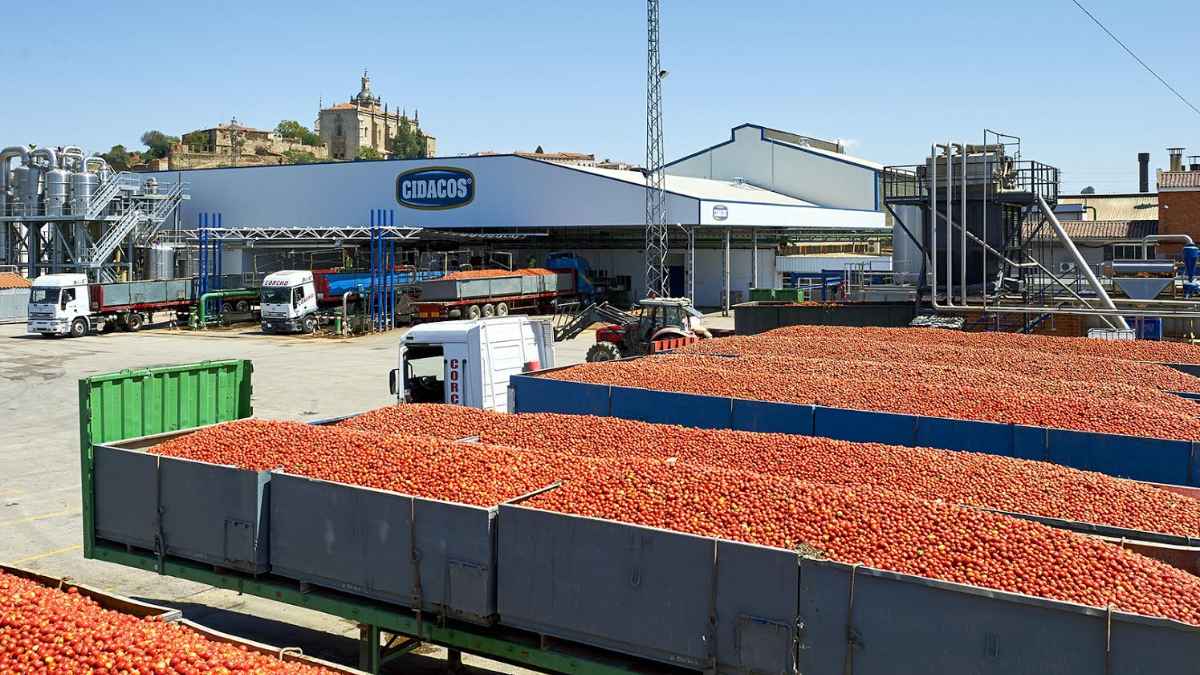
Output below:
[149,156,698,230]
[568,247,775,308]
[667,125,879,212]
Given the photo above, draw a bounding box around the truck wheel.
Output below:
[482,303,495,318]
[69,318,88,338]
[222,302,234,314]
[586,341,622,362]
[303,316,317,334]
[495,302,509,317]
[126,313,144,332]
[467,304,482,320]
[235,299,250,313]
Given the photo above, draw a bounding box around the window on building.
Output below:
[1111,244,1155,260]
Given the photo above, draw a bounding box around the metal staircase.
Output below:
[86,181,185,272]
[84,172,142,220]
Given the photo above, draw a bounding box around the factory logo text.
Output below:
[396,167,475,210]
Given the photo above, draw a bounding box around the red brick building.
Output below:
[1158,170,1200,254]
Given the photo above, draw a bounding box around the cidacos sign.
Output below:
[395,166,475,210]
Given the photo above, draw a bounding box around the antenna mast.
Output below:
[644,0,669,298]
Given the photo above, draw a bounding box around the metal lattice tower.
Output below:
[644,0,669,298]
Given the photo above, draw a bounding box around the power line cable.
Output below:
[1069,0,1200,118]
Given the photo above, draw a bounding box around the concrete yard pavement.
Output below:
[0,310,732,672]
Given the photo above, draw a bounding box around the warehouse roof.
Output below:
[564,164,819,207]
[1022,219,1157,242]
[1159,171,1200,190]
[0,272,31,289]
[1057,193,1158,221]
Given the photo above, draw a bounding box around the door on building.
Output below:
[668,265,685,298]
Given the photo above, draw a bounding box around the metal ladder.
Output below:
[135,181,186,245]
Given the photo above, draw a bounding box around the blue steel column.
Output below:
[388,209,396,330]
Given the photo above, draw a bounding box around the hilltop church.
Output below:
[317,72,437,160]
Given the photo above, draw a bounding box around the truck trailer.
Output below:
[412,268,578,321]
[27,273,197,337]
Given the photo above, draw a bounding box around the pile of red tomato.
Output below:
[154,416,1200,625]
[543,326,1200,440]
[0,572,332,673]
[341,404,1200,538]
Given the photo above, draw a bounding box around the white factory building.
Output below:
[151,124,886,306]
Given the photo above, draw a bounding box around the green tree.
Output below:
[356,147,383,161]
[388,117,428,159]
[100,145,130,171]
[140,130,179,160]
[275,120,321,146]
[283,149,319,164]
[181,131,209,150]
[1081,186,1096,194]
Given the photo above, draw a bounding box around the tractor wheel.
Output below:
[126,313,144,332]
[495,302,509,317]
[467,304,482,320]
[69,318,88,338]
[482,303,496,318]
[586,341,622,363]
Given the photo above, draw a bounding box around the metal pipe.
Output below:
[0,146,30,219]
[1036,193,1129,331]
[30,147,57,171]
[60,146,83,171]
[944,142,953,306]
[750,227,758,289]
[342,291,355,335]
[722,228,731,316]
[83,156,109,174]
[1141,234,1195,259]
[929,144,938,305]
[960,143,967,305]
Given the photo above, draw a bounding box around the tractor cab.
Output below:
[586,297,704,362]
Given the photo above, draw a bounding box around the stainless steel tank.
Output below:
[890,204,925,286]
[44,168,69,217]
[70,171,97,216]
[148,244,175,280]
[12,165,39,216]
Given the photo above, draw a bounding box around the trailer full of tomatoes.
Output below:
[760,324,1200,365]
[151,418,1200,626]
[543,352,1200,441]
[339,404,1200,539]
[0,571,333,673]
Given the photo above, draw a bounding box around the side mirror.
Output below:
[388,368,399,395]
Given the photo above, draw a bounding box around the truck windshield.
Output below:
[405,345,446,404]
[261,287,290,304]
[29,288,59,304]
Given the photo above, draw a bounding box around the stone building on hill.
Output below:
[316,71,437,160]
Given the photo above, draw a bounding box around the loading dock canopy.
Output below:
[152,152,885,232]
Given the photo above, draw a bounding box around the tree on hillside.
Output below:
[181,131,209,150]
[100,145,130,171]
[140,130,179,160]
[283,149,320,164]
[356,147,383,161]
[275,120,321,146]
[388,117,428,159]
[1081,186,1096,194]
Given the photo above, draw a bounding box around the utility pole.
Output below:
[644,0,669,298]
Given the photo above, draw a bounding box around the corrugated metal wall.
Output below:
[0,289,29,323]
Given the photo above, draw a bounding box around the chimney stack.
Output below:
[1169,147,1186,172]
[1138,152,1150,192]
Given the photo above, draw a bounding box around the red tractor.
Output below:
[555,297,710,362]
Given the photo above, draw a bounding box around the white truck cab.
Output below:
[390,316,555,412]
[260,270,319,334]
[27,273,91,337]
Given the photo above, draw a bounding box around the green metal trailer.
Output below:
[77,360,671,675]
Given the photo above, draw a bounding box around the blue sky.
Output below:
[3,0,1196,194]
